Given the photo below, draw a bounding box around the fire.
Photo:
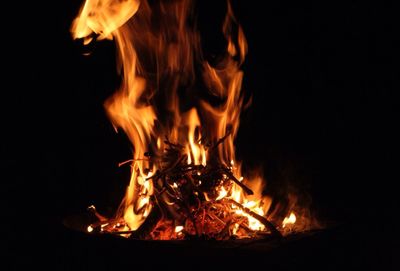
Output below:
[71,0,309,239]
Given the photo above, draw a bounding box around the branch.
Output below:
[222,168,254,195]
[226,198,282,238]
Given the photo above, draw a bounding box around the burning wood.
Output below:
[86,136,282,240]
[71,0,307,240]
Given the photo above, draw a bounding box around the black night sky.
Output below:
[3,0,395,269]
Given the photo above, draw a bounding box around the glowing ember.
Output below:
[71,0,312,240]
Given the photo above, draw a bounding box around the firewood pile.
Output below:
[87,133,282,240]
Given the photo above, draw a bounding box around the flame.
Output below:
[71,0,309,239]
[216,186,228,201]
[282,212,297,228]
[229,175,272,232]
[71,0,140,44]
[183,108,207,166]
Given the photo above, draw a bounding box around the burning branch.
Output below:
[222,168,254,195]
[226,199,282,238]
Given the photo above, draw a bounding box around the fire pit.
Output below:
[62,212,329,270]
[69,0,318,242]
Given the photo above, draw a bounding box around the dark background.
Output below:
[3,0,395,269]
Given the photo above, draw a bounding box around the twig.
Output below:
[223,169,254,195]
[164,139,184,149]
[211,127,232,150]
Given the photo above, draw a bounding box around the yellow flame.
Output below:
[226,174,272,232]
[216,186,228,201]
[282,212,297,228]
[183,108,207,165]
